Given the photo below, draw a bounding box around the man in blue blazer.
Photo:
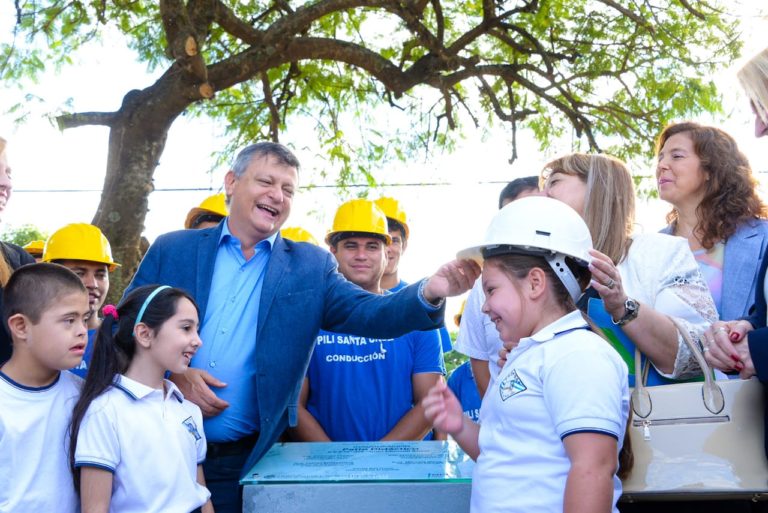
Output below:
[124,142,479,513]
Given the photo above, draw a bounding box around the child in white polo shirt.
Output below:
[0,263,90,513]
[424,197,630,513]
[69,285,213,513]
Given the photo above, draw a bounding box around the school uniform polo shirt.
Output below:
[75,375,209,513]
[0,370,81,513]
[471,310,629,513]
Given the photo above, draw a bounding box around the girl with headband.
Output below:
[69,285,213,513]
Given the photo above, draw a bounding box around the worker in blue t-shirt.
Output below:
[290,199,444,441]
[375,196,452,353]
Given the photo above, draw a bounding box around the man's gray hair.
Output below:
[232,142,301,178]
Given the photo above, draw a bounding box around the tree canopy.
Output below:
[0,223,47,248]
[2,0,741,295]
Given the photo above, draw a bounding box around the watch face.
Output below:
[612,297,640,326]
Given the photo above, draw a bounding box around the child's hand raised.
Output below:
[422,379,464,436]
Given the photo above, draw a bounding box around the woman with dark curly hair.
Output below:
[656,121,768,321]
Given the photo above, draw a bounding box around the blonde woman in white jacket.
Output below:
[538,153,718,383]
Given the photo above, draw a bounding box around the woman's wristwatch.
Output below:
[612,297,640,326]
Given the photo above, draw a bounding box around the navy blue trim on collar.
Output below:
[552,326,591,338]
[112,381,139,401]
[113,377,184,403]
[0,369,60,392]
[170,388,183,403]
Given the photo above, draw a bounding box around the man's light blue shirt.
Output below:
[193,220,276,442]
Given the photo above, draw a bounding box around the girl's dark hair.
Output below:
[68,284,198,492]
[485,253,633,477]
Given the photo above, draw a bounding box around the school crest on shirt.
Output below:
[182,416,202,441]
[499,369,527,401]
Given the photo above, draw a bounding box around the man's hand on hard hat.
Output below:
[703,320,755,379]
[422,259,481,305]
[170,368,230,417]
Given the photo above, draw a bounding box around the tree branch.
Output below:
[595,0,655,33]
[430,0,445,44]
[159,0,209,82]
[208,37,426,93]
[676,0,708,20]
[262,0,391,46]
[186,0,217,42]
[211,0,264,45]
[56,111,118,130]
[477,75,535,123]
[159,0,189,58]
[261,72,280,140]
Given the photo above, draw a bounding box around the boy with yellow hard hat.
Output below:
[291,199,444,442]
[42,223,119,378]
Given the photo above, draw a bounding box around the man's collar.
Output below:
[114,375,184,403]
[220,217,278,249]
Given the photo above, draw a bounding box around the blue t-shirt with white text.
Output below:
[306,327,444,441]
[447,361,481,423]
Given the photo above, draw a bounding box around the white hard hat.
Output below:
[457,196,593,301]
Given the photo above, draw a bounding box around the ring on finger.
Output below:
[703,346,710,353]
[606,278,615,289]
[714,326,729,335]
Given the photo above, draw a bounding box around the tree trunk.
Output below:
[93,72,196,303]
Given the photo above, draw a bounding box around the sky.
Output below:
[1,3,767,323]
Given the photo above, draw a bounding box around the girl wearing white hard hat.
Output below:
[423,196,630,513]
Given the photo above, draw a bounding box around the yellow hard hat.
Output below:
[184,192,228,229]
[454,299,467,327]
[42,223,120,271]
[22,240,46,257]
[374,197,409,239]
[325,199,392,245]
[281,226,319,246]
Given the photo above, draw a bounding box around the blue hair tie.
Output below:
[135,286,171,328]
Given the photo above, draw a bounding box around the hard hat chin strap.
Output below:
[545,254,582,303]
